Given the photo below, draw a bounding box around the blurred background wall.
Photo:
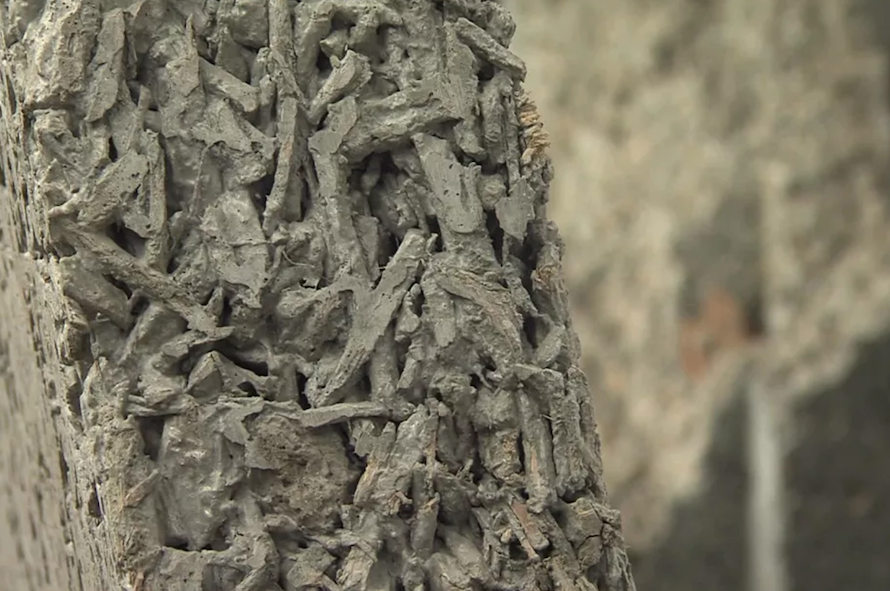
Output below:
[505,0,890,589]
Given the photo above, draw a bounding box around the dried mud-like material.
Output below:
[454,16,527,80]
[200,59,260,115]
[445,24,485,159]
[50,151,149,228]
[308,50,372,125]
[200,189,269,299]
[516,387,558,512]
[340,83,458,162]
[85,9,125,122]
[58,255,132,330]
[480,71,511,165]
[23,1,99,109]
[0,1,635,589]
[310,229,428,405]
[414,134,485,234]
[218,0,269,50]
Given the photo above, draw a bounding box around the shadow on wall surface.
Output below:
[627,388,748,591]
[785,331,890,591]
[804,8,890,589]
[623,329,890,591]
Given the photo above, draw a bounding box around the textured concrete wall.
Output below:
[0,248,74,591]
[508,0,890,589]
[1,2,636,589]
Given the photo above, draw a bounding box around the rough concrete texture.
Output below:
[0,243,75,591]
[0,1,634,590]
[507,0,890,589]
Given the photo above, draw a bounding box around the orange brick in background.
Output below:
[678,285,759,383]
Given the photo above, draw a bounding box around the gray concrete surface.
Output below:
[1,1,635,589]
